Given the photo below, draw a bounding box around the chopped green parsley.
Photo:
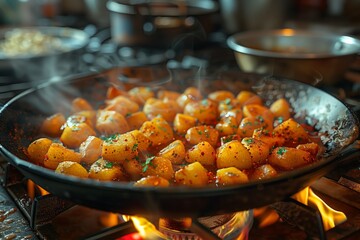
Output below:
[102,134,119,143]
[277,116,284,124]
[132,143,138,152]
[224,98,231,105]
[104,161,113,169]
[277,147,287,155]
[243,138,254,144]
[142,155,155,172]
[201,99,209,106]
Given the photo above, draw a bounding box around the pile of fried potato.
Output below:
[26,84,320,187]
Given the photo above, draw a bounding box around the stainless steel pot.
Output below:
[219,0,290,34]
[107,0,219,48]
[84,0,110,27]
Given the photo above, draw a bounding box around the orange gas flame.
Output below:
[292,187,347,230]
[253,207,279,228]
[130,216,168,240]
[127,211,252,240]
[99,212,119,227]
[27,180,49,199]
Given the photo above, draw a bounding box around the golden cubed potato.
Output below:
[237,116,271,138]
[96,110,130,136]
[183,87,202,99]
[251,164,278,180]
[143,98,178,122]
[176,87,203,109]
[296,142,320,156]
[252,128,285,149]
[102,132,138,164]
[173,113,197,135]
[220,108,243,124]
[128,129,152,152]
[72,97,93,112]
[140,117,174,146]
[106,86,130,100]
[243,104,267,118]
[123,158,143,180]
[126,111,148,130]
[142,156,174,180]
[106,95,139,114]
[44,143,82,170]
[175,162,208,187]
[163,98,182,114]
[79,136,103,165]
[104,101,128,116]
[208,91,235,102]
[60,123,96,148]
[64,113,92,129]
[157,90,181,101]
[220,134,241,145]
[218,98,242,112]
[60,122,96,149]
[216,140,252,170]
[185,141,216,166]
[89,158,126,181]
[216,167,249,186]
[75,110,97,128]
[215,116,239,136]
[134,176,170,187]
[184,99,218,125]
[128,87,155,105]
[41,113,66,137]
[158,140,186,164]
[241,137,270,166]
[272,118,311,147]
[236,91,263,106]
[270,98,291,121]
[185,125,219,147]
[177,94,196,110]
[27,138,53,165]
[55,161,88,178]
[243,104,274,126]
[268,147,313,170]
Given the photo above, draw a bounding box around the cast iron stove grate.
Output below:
[0,154,359,240]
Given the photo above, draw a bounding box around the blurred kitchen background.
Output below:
[0,0,360,99]
[1,0,359,33]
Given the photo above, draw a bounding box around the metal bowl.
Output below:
[0,26,89,82]
[227,28,360,85]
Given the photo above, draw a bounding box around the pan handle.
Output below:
[334,140,360,166]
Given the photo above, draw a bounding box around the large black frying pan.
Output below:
[0,66,359,218]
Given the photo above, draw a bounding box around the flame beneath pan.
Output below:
[292,186,346,230]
